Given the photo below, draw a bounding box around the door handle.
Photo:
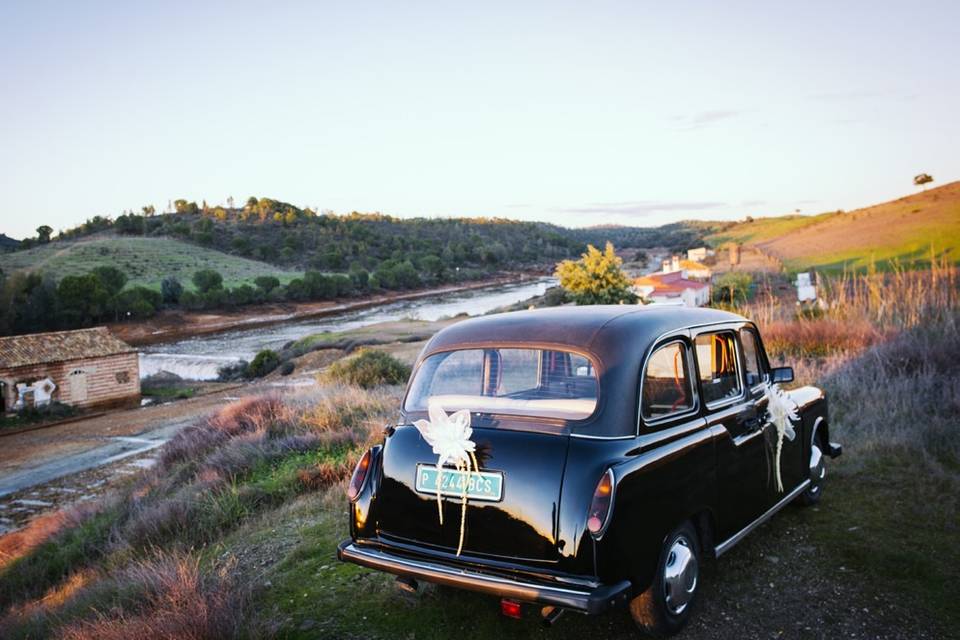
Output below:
[739,408,763,431]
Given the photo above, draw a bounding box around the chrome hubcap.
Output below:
[663,536,698,615]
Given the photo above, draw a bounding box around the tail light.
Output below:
[586,468,615,538]
[347,449,372,502]
[500,598,522,619]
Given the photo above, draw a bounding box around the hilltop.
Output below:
[706,181,960,272]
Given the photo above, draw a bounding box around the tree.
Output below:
[555,242,637,305]
[58,274,109,326]
[161,276,184,304]
[91,266,127,297]
[36,225,53,244]
[914,173,934,189]
[192,269,223,293]
[174,199,200,215]
[714,271,753,305]
[254,275,280,295]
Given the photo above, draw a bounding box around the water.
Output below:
[139,278,554,381]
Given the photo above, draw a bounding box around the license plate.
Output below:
[415,464,503,502]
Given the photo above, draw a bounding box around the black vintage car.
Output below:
[338,305,842,635]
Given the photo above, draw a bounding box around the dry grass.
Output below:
[761,317,884,358]
[56,553,249,640]
[0,382,401,638]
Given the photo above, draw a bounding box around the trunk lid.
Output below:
[376,424,570,563]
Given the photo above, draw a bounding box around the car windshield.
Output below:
[404,348,598,421]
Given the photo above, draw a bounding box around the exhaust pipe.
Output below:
[541,606,565,627]
[394,575,419,594]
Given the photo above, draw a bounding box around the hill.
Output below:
[706,181,960,272]
[0,235,302,291]
[0,234,20,253]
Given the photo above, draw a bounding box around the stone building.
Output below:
[0,327,140,413]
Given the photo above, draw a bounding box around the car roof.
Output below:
[417,305,750,438]
[424,305,746,355]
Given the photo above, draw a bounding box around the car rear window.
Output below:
[404,348,598,421]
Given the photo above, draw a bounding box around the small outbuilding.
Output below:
[0,327,140,413]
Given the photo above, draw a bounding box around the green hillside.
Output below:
[0,235,302,291]
[705,181,960,272]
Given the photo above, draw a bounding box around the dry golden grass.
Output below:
[709,180,960,271]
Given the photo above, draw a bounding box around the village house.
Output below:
[659,254,713,280]
[0,327,140,413]
[634,271,712,308]
[686,246,715,262]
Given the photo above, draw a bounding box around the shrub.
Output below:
[56,552,251,640]
[217,360,249,381]
[247,350,280,378]
[12,401,76,424]
[323,349,411,389]
[160,276,183,305]
[279,361,295,376]
[254,275,280,294]
[192,269,223,294]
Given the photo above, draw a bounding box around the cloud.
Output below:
[554,200,727,218]
[810,89,915,102]
[671,109,743,131]
[741,199,766,207]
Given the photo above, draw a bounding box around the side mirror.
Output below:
[771,367,794,384]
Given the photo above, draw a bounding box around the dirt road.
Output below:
[0,383,270,533]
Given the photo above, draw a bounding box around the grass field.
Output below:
[707,181,960,272]
[0,234,303,290]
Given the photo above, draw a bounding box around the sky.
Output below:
[1,0,958,239]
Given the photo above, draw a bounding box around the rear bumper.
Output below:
[337,540,631,614]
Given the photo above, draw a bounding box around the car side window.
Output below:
[641,341,695,421]
[694,332,742,406]
[740,329,765,388]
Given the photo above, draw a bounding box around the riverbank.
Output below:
[109,272,547,347]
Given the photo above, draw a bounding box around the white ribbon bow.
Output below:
[765,383,799,492]
[414,403,479,556]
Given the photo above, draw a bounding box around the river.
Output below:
[139,278,554,380]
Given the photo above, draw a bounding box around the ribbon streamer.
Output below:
[414,404,478,556]
[764,383,799,492]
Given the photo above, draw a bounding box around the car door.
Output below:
[693,328,767,540]
[740,326,805,506]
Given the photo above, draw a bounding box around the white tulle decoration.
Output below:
[765,383,799,492]
[414,403,479,556]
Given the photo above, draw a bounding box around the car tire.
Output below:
[628,521,700,638]
[796,439,826,506]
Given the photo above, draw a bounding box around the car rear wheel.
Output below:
[628,521,700,637]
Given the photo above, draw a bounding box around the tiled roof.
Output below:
[0,327,135,369]
[634,271,709,291]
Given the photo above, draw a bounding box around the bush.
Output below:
[279,361,295,376]
[192,269,223,294]
[323,349,411,388]
[217,360,249,381]
[161,276,183,305]
[14,401,77,424]
[247,350,280,378]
